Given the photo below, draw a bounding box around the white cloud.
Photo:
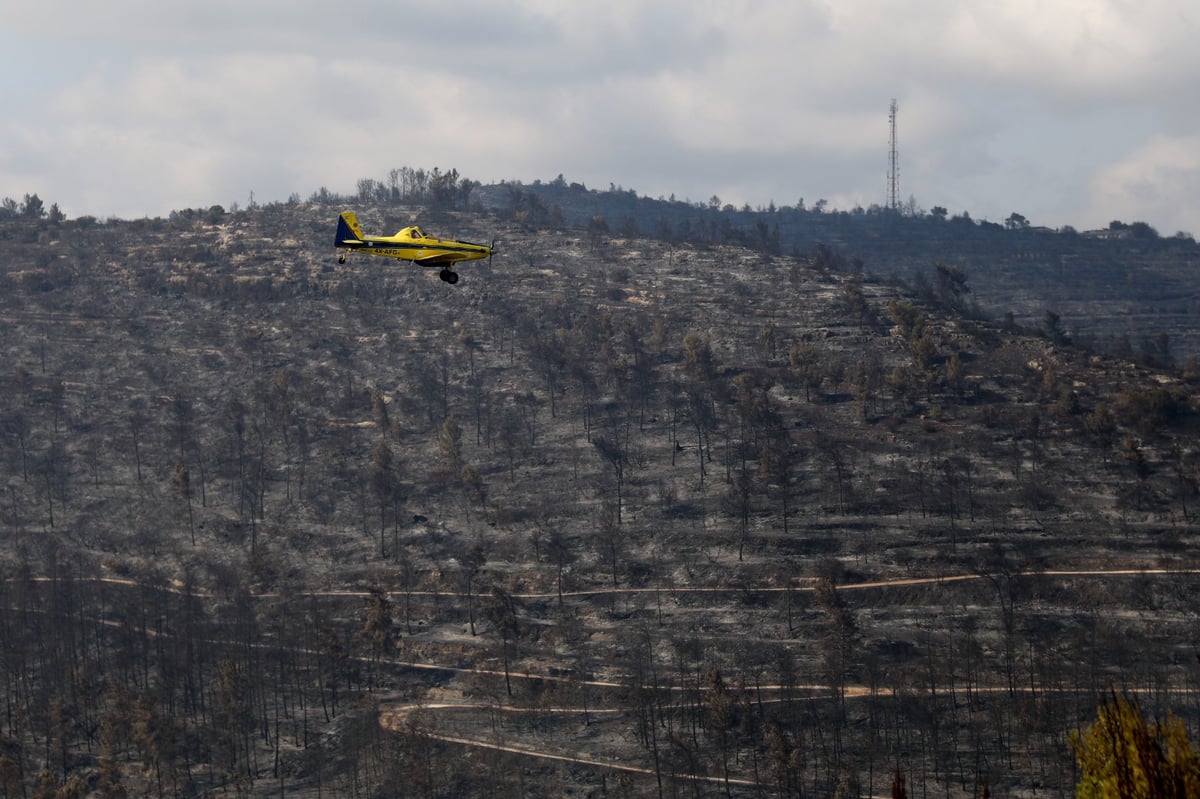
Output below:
[1,1,1198,229]
[1089,134,1200,235]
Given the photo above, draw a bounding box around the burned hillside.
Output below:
[0,200,1197,797]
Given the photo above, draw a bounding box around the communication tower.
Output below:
[887,99,899,211]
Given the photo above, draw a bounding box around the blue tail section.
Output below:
[335,212,363,247]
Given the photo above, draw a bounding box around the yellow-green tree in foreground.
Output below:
[1070,694,1200,798]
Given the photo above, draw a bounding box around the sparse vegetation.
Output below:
[0,188,1197,797]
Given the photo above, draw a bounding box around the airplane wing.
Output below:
[412,253,460,266]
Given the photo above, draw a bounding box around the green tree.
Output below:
[1005,212,1029,230]
[21,193,45,219]
[934,262,970,311]
[1041,310,1070,345]
[1071,694,1200,798]
[842,281,874,331]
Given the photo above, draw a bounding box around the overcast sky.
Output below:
[3,1,1199,234]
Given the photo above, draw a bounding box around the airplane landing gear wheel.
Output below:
[439,269,459,285]
[338,254,347,264]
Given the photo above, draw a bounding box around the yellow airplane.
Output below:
[334,211,494,284]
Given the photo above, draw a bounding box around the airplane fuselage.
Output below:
[338,230,491,265]
[334,212,492,284]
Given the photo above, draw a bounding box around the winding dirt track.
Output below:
[15,566,1200,793]
[25,565,1200,601]
[379,702,762,788]
[370,566,1200,792]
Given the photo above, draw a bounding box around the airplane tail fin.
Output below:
[335,211,364,245]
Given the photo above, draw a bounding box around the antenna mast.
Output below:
[887,99,900,212]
